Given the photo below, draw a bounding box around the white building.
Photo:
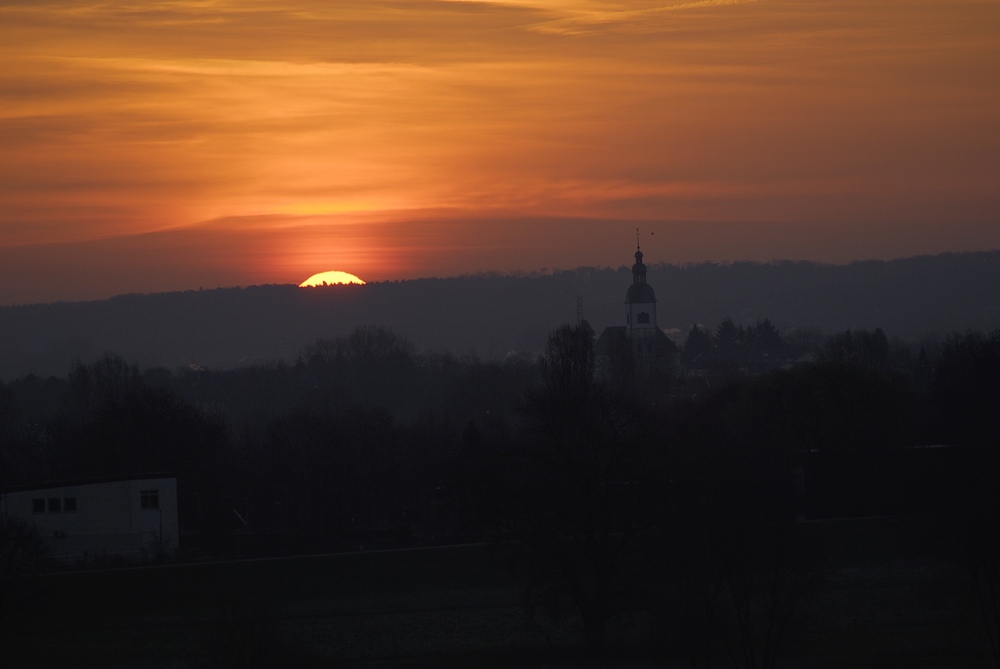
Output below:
[1,475,179,562]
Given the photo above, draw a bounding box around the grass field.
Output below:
[3,544,542,668]
[1,519,995,668]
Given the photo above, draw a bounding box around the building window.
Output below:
[64,497,77,513]
[140,490,159,510]
[637,312,650,324]
[32,498,45,514]
[48,498,61,513]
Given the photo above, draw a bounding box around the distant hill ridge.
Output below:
[2,251,999,380]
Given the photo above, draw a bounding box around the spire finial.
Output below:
[636,227,640,251]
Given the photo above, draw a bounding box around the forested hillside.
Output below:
[1,251,998,380]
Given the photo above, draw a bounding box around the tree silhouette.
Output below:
[716,318,740,352]
[658,381,820,669]
[931,330,1000,665]
[489,323,654,657]
[824,328,892,373]
[538,322,595,405]
[682,325,714,368]
[68,353,142,416]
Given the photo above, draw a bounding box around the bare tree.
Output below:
[492,323,655,657]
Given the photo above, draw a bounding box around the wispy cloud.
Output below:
[519,0,760,35]
[0,0,998,300]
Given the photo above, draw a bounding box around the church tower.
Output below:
[626,245,658,336]
[594,240,676,382]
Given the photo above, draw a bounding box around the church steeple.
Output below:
[592,237,678,382]
[632,246,647,285]
[625,241,657,335]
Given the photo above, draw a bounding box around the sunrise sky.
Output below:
[1,0,998,304]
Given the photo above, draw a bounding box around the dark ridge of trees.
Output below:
[683,318,791,361]
[730,361,918,453]
[2,250,1000,380]
[5,322,1000,661]
[299,324,417,367]
[677,318,812,392]
[0,323,993,534]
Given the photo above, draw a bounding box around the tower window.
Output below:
[141,490,159,510]
[637,312,650,324]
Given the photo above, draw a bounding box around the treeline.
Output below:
[2,250,1000,380]
[0,321,996,541]
[0,326,538,548]
[2,323,1000,663]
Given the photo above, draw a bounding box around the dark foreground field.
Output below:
[1,518,992,668]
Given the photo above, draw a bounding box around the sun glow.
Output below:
[299,270,366,287]
[1,0,998,304]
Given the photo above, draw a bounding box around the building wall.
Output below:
[628,302,658,334]
[1,477,178,561]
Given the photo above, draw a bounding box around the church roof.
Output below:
[594,324,677,356]
[594,325,627,356]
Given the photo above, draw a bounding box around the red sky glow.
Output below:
[1,0,998,304]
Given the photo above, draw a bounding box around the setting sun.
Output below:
[299,271,366,287]
[1,0,999,305]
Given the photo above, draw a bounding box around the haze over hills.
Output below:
[2,251,999,381]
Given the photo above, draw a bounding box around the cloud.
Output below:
[1,0,999,302]
[519,0,760,35]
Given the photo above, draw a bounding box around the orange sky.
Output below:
[1,0,998,304]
